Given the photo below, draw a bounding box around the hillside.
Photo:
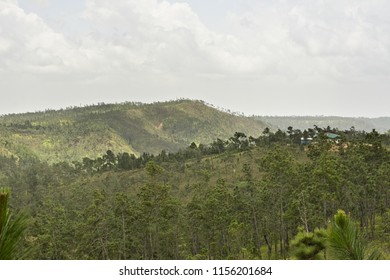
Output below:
[0,100,267,163]
[256,116,390,133]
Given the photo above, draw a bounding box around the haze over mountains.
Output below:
[0,99,389,164]
[257,116,390,134]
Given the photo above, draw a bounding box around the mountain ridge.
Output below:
[0,99,267,163]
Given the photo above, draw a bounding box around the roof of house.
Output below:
[325,132,340,139]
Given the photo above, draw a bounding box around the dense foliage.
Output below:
[1,124,389,259]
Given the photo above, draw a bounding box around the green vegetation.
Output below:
[291,227,327,260]
[327,210,382,260]
[0,101,389,260]
[0,188,27,259]
[0,100,267,163]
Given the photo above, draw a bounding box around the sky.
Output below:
[1,0,389,117]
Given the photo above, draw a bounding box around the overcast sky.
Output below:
[1,0,389,117]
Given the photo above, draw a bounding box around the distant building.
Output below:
[324,132,340,140]
[301,132,340,145]
[324,132,340,143]
[300,137,313,145]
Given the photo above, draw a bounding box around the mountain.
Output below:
[0,99,267,163]
[256,116,390,133]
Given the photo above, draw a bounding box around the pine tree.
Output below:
[291,227,327,260]
[328,210,382,260]
[0,188,28,259]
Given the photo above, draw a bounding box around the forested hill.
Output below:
[256,116,390,133]
[0,99,267,163]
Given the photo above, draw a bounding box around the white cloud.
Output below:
[1,0,261,79]
[1,0,389,116]
[0,1,78,73]
[25,0,49,7]
[5,0,389,80]
[287,1,388,58]
[225,0,390,80]
[80,0,261,76]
